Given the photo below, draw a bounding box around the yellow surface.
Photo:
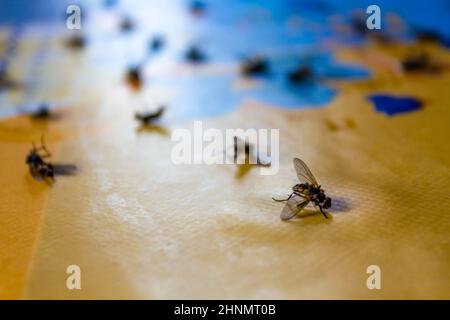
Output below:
[1,41,450,299]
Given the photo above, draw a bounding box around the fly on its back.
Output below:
[26,136,55,184]
[273,158,332,220]
[25,136,78,184]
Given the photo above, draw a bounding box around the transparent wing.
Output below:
[293,158,318,186]
[280,194,310,221]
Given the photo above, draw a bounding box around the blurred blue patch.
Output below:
[0,0,448,119]
[368,94,422,116]
[0,0,72,25]
[157,51,368,119]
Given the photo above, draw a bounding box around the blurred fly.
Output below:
[26,136,77,184]
[232,136,271,166]
[273,158,331,220]
[29,103,53,119]
[240,56,268,76]
[135,106,165,125]
[26,136,55,184]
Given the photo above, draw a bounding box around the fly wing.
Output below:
[293,158,318,186]
[280,194,310,221]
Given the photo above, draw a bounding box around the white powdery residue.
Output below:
[106,193,138,225]
[100,178,113,192]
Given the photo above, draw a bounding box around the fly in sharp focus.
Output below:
[273,158,331,220]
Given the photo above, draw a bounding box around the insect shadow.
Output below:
[235,163,255,180]
[53,164,78,176]
[292,208,334,223]
[125,66,143,90]
[283,196,350,222]
[328,196,351,213]
[136,123,170,136]
[135,106,169,136]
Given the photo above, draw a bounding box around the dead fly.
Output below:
[135,106,165,125]
[287,65,313,83]
[66,34,85,50]
[149,35,165,52]
[415,30,442,43]
[273,158,331,220]
[401,52,441,73]
[232,136,271,166]
[240,56,269,76]
[185,46,207,63]
[126,66,142,88]
[402,52,429,71]
[119,16,134,32]
[21,103,58,120]
[26,137,55,184]
[26,137,77,184]
[29,103,51,119]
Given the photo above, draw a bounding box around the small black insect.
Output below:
[349,13,368,35]
[287,65,312,83]
[126,66,142,87]
[66,34,85,49]
[119,16,134,32]
[414,28,443,43]
[185,46,207,63]
[273,158,331,220]
[150,35,165,52]
[232,136,271,166]
[30,103,51,119]
[26,137,55,184]
[402,52,430,72]
[240,56,268,76]
[135,106,166,125]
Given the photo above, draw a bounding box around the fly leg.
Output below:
[42,165,55,185]
[40,145,51,158]
[33,141,51,158]
[319,206,328,219]
[39,136,52,158]
[44,175,55,186]
[272,192,295,202]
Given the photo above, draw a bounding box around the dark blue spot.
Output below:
[368,94,422,116]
